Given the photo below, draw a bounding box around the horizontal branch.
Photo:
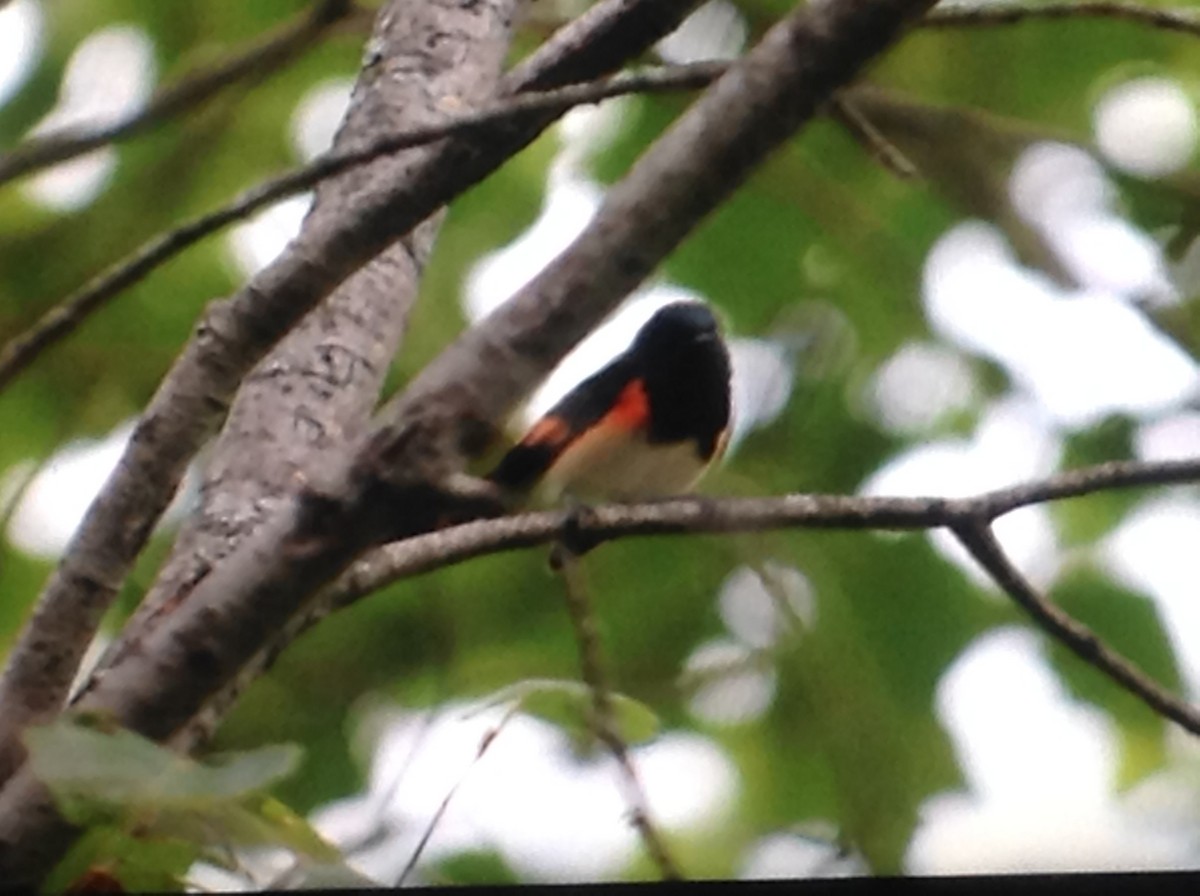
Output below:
[0,63,724,395]
[926,1,1200,38]
[325,457,1200,609]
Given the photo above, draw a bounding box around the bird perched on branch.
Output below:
[488,301,732,501]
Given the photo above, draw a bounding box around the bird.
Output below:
[488,301,732,501]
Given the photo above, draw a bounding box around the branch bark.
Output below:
[951,520,1200,734]
[86,0,519,698]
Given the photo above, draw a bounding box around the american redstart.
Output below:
[489,301,732,500]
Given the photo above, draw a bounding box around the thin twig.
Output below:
[926,1,1200,38]
[553,536,682,881]
[395,703,522,887]
[951,518,1200,734]
[829,95,919,181]
[0,63,724,395]
[0,0,361,187]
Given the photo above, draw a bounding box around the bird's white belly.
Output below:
[545,428,708,500]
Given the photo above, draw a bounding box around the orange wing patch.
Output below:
[606,378,650,430]
[522,414,572,449]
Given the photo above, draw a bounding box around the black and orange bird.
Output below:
[488,301,733,501]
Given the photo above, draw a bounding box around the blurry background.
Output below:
[2,0,1200,884]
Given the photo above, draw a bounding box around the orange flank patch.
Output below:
[522,414,572,448]
[606,378,650,430]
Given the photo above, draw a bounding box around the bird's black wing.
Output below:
[487,356,636,492]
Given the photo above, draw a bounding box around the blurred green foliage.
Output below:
[1,0,1199,887]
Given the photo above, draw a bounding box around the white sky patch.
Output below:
[718,563,814,650]
[655,0,747,64]
[310,703,737,883]
[907,627,1197,873]
[0,0,43,110]
[740,830,867,879]
[24,24,156,212]
[6,423,136,557]
[4,421,194,559]
[860,395,1063,590]
[683,638,777,726]
[924,221,1196,427]
[1093,77,1198,178]
[867,341,978,435]
[463,166,604,324]
[290,77,354,161]
[726,337,795,451]
[226,194,311,278]
[1009,142,1177,305]
[1134,410,1200,462]
[1101,495,1200,697]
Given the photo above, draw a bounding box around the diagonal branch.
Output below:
[951,518,1200,734]
[0,63,724,395]
[0,0,363,187]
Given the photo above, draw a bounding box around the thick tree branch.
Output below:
[0,0,362,187]
[88,0,525,700]
[0,63,723,395]
[0,0,523,790]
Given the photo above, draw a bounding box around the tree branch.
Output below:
[0,0,523,790]
[926,1,1200,38]
[0,0,362,187]
[84,0,527,708]
[317,458,1200,612]
[0,63,723,395]
[950,519,1200,734]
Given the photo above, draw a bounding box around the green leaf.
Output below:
[25,718,302,821]
[43,826,198,895]
[430,849,520,886]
